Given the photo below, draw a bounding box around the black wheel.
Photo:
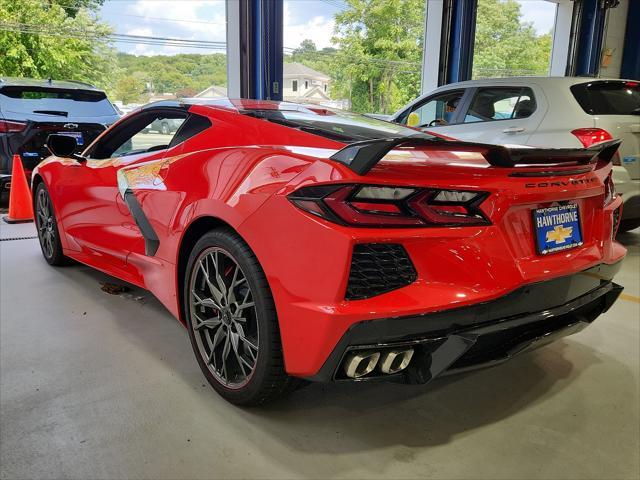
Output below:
[160,122,170,135]
[618,218,640,233]
[34,182,67,266]
[183,229,296,406]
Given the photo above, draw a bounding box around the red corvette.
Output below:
[33,99,626,405]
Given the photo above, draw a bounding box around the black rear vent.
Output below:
[346,244,417,300]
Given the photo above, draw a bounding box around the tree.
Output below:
[48,0,106,18]
[293,39,318,56]
[330,0,424,114]
[0,0,115,89]
[113,75,146,104]
[473,0,552,78]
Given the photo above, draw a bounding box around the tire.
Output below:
[618,218,640,233]
[183,228,297,406]
[34,182,67,266]
[160,122,170,135]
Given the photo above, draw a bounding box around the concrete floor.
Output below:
[1,221,639,480]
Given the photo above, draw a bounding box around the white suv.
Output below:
[390,77,640,232]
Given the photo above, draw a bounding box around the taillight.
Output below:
[571,128,613,148]
[288,184,490,227]
[604,172,615,206]
[0,120,27,133]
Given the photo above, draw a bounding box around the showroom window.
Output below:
[283,0,425,114]
[473,0,554,78]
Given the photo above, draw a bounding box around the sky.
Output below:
[99,0,557,56]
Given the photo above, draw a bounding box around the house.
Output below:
[194,63,350,109]
[282,62,331,104]
[195,85,228,98]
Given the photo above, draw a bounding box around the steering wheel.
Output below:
[428,119,444,127]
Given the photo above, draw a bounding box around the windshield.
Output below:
[242,106,430,143]
[0,86,117,117]
[571,81,640,115]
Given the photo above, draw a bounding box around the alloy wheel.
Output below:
[189,247,259,389]
[36,188,55,259]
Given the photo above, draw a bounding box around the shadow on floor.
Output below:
[616,228,639,247]
[47,253,627,456]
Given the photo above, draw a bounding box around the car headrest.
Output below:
[473,99,495,119]
[513,99,534,118]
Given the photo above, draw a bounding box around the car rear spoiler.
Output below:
[329,136,622,176]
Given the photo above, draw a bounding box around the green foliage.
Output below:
[473,0,552,78]
[113,75,146,104]
[0,0,115,89]
[48,0,106,18]
[330,0,424,114]
[108,52,227,103]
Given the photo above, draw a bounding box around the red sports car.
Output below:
[34,99,626,405]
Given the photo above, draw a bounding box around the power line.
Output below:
[0,22,227,50]
[29,0,227,26]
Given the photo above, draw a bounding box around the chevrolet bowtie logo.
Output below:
[547,225,573,244]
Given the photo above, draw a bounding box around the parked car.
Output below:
[34,99,625,405]
[389,77,640,231]
[143,117,184,135]
[0,78,120,204]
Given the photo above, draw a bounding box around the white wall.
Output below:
[600,0,629,78]
[549,0,573,76]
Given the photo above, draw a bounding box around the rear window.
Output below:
[242,107,429,143]
[571,81,640,115]
[0,86,117,117]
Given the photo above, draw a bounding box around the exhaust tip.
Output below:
[343,351,381,378]
[379,349,414,374]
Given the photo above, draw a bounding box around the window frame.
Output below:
[292,80,298,92]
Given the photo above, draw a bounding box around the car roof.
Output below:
[142,98,335,114]
[0,77,101,91]
[435,76,634,89]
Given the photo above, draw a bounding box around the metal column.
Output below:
[226,0,283,100]
[573,0,607,76]
[439,0,478,86]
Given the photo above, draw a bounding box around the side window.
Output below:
[168,114,211,148]
[464,87,536,123]
[89,110,188,159]
[400,91,464,128]
[113,115,186,157]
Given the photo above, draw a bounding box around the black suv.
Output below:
[0,78,120,203]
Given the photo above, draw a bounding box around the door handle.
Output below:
[502,126,525,134]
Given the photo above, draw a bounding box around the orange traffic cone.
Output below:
[2,155,34,224]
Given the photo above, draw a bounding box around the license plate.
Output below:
[533,204,583,255]
[57,131,83,146]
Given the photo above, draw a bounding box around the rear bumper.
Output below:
[307,262,623,383]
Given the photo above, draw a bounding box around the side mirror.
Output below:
[46,134,85,162]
